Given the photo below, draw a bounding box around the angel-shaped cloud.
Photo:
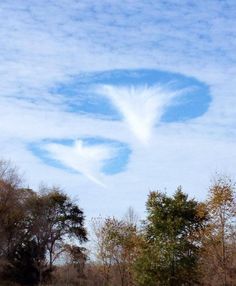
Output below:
[44,139,115,187]
[98,85,177,144]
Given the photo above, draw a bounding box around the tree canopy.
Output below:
[135,187,208,286]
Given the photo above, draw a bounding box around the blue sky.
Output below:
[1,0,236,219]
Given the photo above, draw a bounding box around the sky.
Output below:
[1,0,236,219]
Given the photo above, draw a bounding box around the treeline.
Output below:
[0,160,236,285]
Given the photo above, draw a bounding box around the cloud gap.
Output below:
[29,137,131,186]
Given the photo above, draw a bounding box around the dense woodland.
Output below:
[0,160,236,286]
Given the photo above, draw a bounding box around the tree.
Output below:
[0,161,40,285]
[0,159,22,187]
[0,183,33,274]
[25,186,87,283]
[199,176,236,286]
[0,174,87,286]
[92,215,141,286]
[58,244,87,285]
[135,188,207,286]
[4,239,46,286]
[0,160,25,262]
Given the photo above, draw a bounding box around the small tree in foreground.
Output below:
[135,187,208,286]
[92,214,141,286]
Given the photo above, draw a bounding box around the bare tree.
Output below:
[0,159,23,188]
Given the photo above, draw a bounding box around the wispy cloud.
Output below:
[98,85,177,143]
[44,140,115,187]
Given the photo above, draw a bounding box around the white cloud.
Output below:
[98,85,177,144]
[44,140,115,187]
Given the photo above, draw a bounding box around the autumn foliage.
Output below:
[0,160,236,286]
